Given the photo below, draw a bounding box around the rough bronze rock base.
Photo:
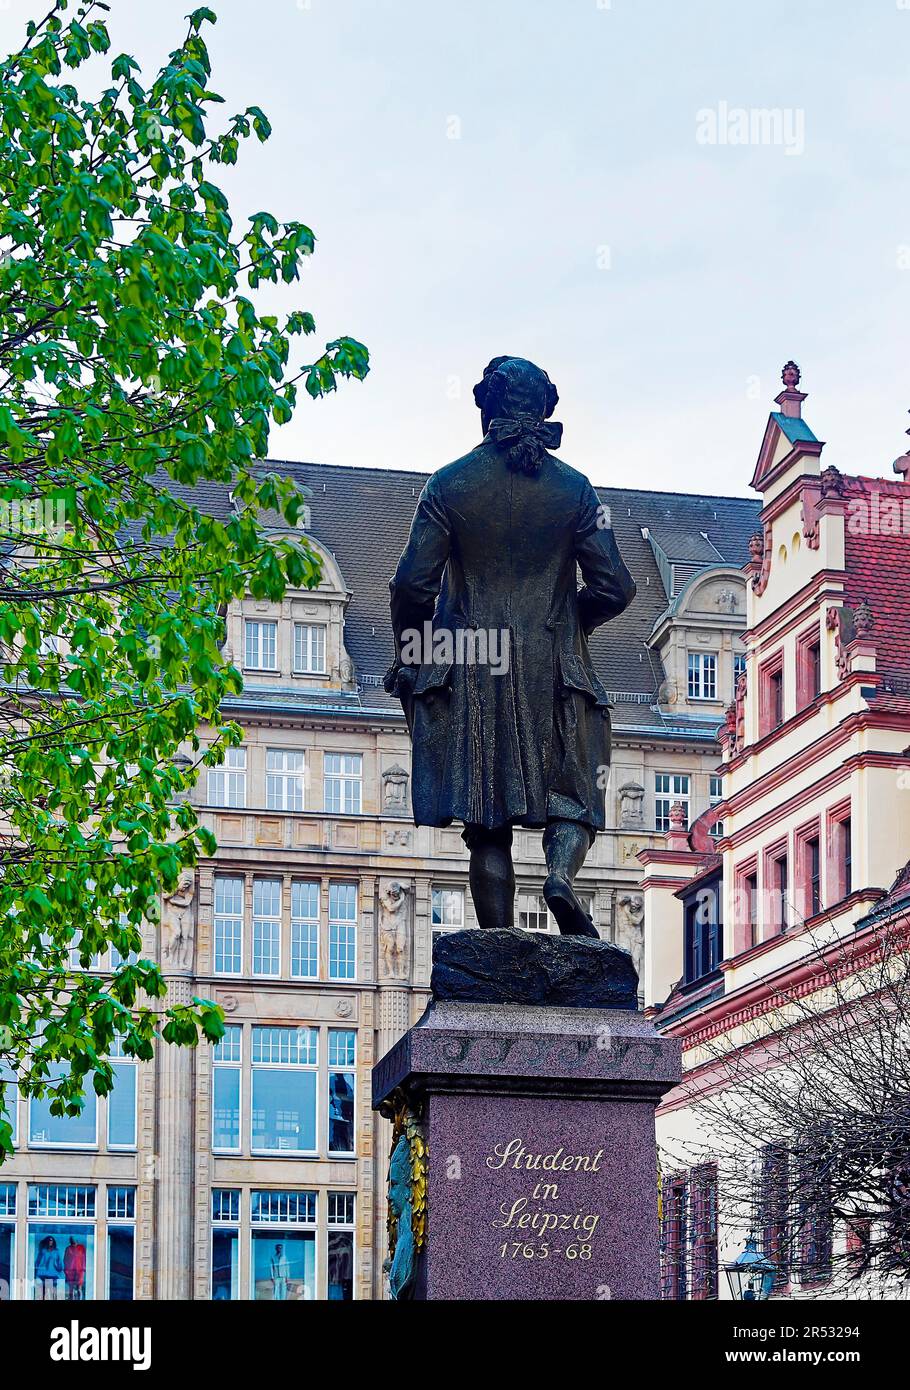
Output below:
[431,927,638,1009]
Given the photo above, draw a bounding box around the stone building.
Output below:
[0,461,757,1300]
[644,367,910,1299]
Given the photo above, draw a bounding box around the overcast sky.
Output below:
[4,0,910,495]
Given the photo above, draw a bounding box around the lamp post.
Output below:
[724,1234,777,1301]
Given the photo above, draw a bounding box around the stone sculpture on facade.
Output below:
[161,870,196,973]
[378,880,411,980]
[618,780,645,828]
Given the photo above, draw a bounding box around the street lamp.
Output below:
[724,1234,777,1301]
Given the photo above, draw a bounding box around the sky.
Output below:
[3,0,910,496]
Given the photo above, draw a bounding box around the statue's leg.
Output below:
[542,819,599,938]
[463,824,515,930]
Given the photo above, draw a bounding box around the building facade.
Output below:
[645,366,910,1300]
[0,461,758,1301]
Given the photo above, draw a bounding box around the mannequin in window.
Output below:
[270,1243,290,1300]
[34,1235,63,1300]
[64,1236,86,1300]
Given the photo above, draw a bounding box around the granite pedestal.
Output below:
[372,999,681,1301]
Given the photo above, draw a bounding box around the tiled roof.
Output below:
[157,459,761,726]
[842,476,910,681]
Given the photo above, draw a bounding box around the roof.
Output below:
[158,458,761,730]
[842,476,910,682]
[769,412,819,446]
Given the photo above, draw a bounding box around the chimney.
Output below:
[775,360,807,419]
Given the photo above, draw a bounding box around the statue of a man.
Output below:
[386,356,635,937]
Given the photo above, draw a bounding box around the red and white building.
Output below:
[643,363,910,1299]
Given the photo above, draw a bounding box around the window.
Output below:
[211,1189,240,1301]
[516,892,553,932]
[829,810,852,902]
[266,749,306,811]
[0,1185,15,1301]
[28,1184,96,1301]
[29,1065,98,1148]
[293,623,326,675]
[760,1146,790,1289]
[807,837,821,917]
[107,1039,137,1150]
[797,627,822,709]
[324,753,362,815]
[107,1186,136,1300]
[769,851,789,934]
[689,1165,718,1300]
[687,652,717,700]
[683,879,722,984]
[431,887,465,943]
[328,1030,355,1156]
[328,883,357,980]
[212,1027,241,1153]
[798,1150,832,1285]
[250,1190,317,1301]
[746,872,759,948]
[759,651,785,736]
[214,876,244,975]
[251,1027,318,1154]
[708,774,724,836]
[291,881,319,979]
[655,773,690,832]
[0,1056,18,1148]
[327,1193,355,1300]
[208,746,246,808]
[244,619,277,671]
[252,878,281,977]
[661,1174,687,1300]
[733,651,747,689]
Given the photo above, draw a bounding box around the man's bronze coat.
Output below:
[389,440,636,833]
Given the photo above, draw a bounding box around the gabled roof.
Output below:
[153,459,760,729]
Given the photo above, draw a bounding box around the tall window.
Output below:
[251,1027,318,1154]
[107,1039,137,1150]
[655,773,690,832]
[212,1027,241,1153]
[324,753,362,815]
[327,1030,355,1156]
[798,1149,833,1286]
[211,1189,240,1301]
[733,651,747,688]
[770,851,789,933]
[327,1193,355,1300]
[266,749,306,811]
[708,774,724,836]
[0,1185,14,1300]
[328,884,357,980]
[760,1145,790,1289]
[250,1190,316,1300]
[687,652,717,700]
[797,628,822,709]
[830,813,852,901]
[293,623,326,675]
[107,1186,136,1300]
[689,1165,718,1300]
[28,1184,96,1301]
[244,619,277,671]
[770,669,784,727]
[290,881,319,979]
[431,886,465,944]
[807,836,821,917]
[808,641,821,698]
[214,876,244,975]
[207,746,246,808]
[661,1174,688,1300]
[252,879,282,977]
[745,871,759,948]
[683,880,722,983]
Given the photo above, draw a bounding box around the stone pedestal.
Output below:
[372,1001,680,1301]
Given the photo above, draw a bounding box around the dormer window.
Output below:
[244,620,277,671]
[687,653,717,700]
[294,622,326,675]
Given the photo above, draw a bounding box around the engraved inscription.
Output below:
[486,1138,603,1262]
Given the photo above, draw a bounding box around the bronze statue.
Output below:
[386,356,635,938]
